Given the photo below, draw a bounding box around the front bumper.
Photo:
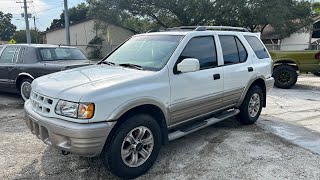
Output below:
[24,100,113,157]
[265,77,275,92]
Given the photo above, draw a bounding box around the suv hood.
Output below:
[32,64,155,101]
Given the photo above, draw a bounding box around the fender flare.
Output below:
[236,75,266,107]
[16,72,35,82]
[107,97,170,123]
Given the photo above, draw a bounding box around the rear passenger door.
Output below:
[244,35,272,78]
[169,36,223,126]
[218,35,253,105]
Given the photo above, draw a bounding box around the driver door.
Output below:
[169,36,223,126]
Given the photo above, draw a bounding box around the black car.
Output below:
[0,44,91,101]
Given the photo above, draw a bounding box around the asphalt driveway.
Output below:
[1,75,320,180]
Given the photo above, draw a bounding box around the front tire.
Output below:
[20,78,33,101]
[102,114,162,179]
[273,65,298,89]
[237,86,263,125]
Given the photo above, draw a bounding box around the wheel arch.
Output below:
[15,73,34,90]
[237,76,267,108]
[273,59,299,71]
[107,100,169,145]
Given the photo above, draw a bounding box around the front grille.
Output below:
[30,91,56,116]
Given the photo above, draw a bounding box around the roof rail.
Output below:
[167,26,249,32]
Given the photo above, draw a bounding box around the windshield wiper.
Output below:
[118,63,143,70]
[100,61,116,66]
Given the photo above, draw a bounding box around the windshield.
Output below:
[104,35,183,71]
[38,48,87,61]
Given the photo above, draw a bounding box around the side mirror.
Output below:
[177,58,200,73]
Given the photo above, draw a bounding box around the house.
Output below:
[261,16,320,51]
[42,19,135,58]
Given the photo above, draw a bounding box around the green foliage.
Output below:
[12,29,43,44]
[86,36,104,60]
[47,3,89,30]
[0,11,17,41]
[313,2,320,16]
[88,0,312,38]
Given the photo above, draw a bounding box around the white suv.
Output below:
[24,26,274,179]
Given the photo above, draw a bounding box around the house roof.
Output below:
[41,19,137,35]
[261,25,281,40]
[261,16,320,40]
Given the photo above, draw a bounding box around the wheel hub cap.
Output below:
[248,93,260,118]
[278,71,291,84]
[135,143,143,152]
[121,126,154,167]
[21,82,31,100]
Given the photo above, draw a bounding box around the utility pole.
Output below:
[23,0,31,44]
[64,0,70,45]
[33,16,38,43]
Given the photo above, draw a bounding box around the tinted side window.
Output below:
[0,47,19,64]
[179,36,217,70]
[245,36,269,59]
[219,36,239,64]
[236,38,248,63]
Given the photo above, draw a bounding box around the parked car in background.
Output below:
[0,44,91,100]
[270,51,320,89]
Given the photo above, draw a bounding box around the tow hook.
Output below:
[61,150,70,156]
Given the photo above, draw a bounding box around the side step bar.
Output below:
[168,109,240,141]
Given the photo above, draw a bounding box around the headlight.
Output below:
[55,100,94,119]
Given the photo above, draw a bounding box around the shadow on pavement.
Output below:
[0,92,23,108]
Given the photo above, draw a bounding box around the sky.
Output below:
[0,0,86,31]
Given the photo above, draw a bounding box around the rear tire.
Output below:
[237,86,263,125]
[19,78,33,101]
[314,72,320,77]
[273,65,298,89]
[102,114,162,179]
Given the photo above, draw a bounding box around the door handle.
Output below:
[248,67,254,72]
[213,74,220,80]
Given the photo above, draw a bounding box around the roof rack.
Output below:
[167,26,249,32]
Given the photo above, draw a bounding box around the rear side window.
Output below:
[179,36,217,70]
[245,36,269,59]
[219,35,248,65]
[0,47,19,64]
[39,48,87,61]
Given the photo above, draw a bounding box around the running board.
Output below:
[168,109,240,141]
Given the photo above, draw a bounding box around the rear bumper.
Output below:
[266,77,275,92]
[24,100,113,157]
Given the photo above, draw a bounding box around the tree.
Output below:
[214,0,312,37]
[47,3,89,30]
[12,29,43,44]
[88,0,312,37]
[0,11,17,41]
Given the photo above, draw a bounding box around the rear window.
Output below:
[39,48,87,61]
[244,36,269,59]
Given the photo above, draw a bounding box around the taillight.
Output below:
[315,52,320,60]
